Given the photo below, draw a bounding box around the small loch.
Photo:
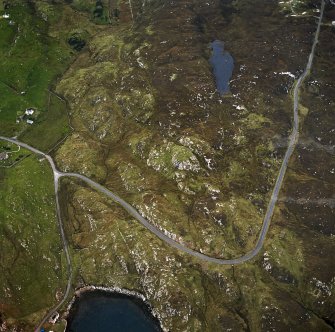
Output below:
[210,40,234,95]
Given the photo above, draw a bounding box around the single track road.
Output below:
[0,1,324,330]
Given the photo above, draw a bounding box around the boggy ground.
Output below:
[1,0,334,331]
[51,0,334,331]
[55,0,324,257]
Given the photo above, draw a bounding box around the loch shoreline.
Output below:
[64,286,163,332]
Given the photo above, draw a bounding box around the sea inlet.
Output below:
[66,290,161,332]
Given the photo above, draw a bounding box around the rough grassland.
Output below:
[0,154,66,329]
[1,0,335,331]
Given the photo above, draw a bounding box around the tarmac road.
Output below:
[0,0,325,329]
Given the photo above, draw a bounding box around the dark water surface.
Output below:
[66,291,161,332]
[210,40,234,94]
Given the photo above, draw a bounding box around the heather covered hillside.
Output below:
[0,0,334,331]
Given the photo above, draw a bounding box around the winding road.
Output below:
[0,1,324,330]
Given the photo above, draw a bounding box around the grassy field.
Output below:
[20,93,71,152]
[0,1,72,145]
[0,153,66,325]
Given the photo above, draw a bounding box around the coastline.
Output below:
[62,285,164,332]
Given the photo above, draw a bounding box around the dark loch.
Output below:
[210,40,234,94]
[66,291,161,332]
